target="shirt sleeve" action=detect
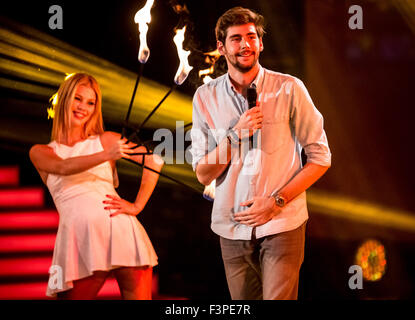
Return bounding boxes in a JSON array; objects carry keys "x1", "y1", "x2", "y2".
[
  {"x1": 189, "y1": 88, "x2": 215, "y2": 171},
  {"x1": 291, "y1": 78, "x2": 332, "y2": 167}
]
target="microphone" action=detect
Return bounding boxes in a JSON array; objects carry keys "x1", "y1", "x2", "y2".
[
  {"x1": 247, "y1": 87, "x2": 257, "y2": 109},
  {"x1": 247, "y1": 86, "x2": 257, "y2": 148}
]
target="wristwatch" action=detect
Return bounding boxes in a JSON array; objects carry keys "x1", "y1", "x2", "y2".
[
  {"x1": 274, "y1": 194, "x2": 286, "y2": 207},
  {"x1": 227, "y1": 128, "x2": 240, "y2": 145}
]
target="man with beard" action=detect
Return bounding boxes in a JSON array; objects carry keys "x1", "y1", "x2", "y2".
[{"x1": 190, "y1": 7, "x2": 331, "y2": 300}]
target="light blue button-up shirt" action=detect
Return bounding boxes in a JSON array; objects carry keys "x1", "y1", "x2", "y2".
[{"x1": 190, "y1": 65, "x2": 331, "y2": 240}]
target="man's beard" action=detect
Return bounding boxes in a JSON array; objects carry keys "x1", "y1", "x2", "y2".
[{"x1": 229, "y1": 54, "x2": 258, "y2": 73}]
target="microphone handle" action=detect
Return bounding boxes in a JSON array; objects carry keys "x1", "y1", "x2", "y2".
[
  {"x1": 246, "y1": 87, "x2": 257, "y2": 148},
  {"x1": 248, "y1": 98, "x2": 257, "y2": 148}
]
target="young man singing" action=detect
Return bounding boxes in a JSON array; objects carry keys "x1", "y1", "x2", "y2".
[{"x1": 190, "y1": 7, "x2": 331, "y2": 300}]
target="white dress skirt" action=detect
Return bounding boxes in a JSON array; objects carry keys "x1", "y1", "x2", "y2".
[{"x1": 45, "y1": 135, "x2": 158, "y2": 297}]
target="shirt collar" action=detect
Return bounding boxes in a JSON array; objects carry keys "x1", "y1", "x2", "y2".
[
  {"x1": 225, "y1": 64, "x2": 264, "y2": 95},
  {"x1": 252, "y1": 64, "x2": 264, "y2": 91}
]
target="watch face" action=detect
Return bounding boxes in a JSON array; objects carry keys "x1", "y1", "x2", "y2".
[{"x1": 276, "y1": 196, "x2": 285, "y2": 207}]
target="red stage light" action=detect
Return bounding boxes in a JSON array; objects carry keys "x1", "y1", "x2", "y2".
[
  {"x1": 0, "y1": 256, "x2": 52, "y2": 277},
  {"x1": 0, "y1": 278, "x2": 121, "y2": 299},
  {"x1": 0, "y1": 166, "x2": 19, "y2": 186},
  {"x1": 0, "y1": 234, "x2": 56, "y2": 253},
  {"x1": 0, "y1": 188, "x2": 44, "y2": 208},
  {"x1": 0, "y1": 210, "x2": 59, "y2": 230}
]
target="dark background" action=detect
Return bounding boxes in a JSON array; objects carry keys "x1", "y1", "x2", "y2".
[{"x1": 0, "y1": 0, "x2": 414, "y2": 299}]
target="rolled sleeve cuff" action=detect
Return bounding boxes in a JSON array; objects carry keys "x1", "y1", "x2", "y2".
[
  {"x1": 304, "y1": 143, "x2": 332, "y2": 167},
  {"x1": 190, "y1": 149, "x2": 204, "y2": 171},
  {"x1": 190, "y1": 128, "x2": 209, "y2": 171}
]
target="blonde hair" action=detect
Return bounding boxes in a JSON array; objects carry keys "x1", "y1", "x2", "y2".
[{"x1": 51, "y1": 73, "x2": 104, "y2": 143}]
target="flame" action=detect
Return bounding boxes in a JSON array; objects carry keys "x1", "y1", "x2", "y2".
[
  {"x1": 173, "y1": 26, "x2": 193, "y2": 85},
  {"x1": 50, "y1": 92, "x2": 58, "y2": 106},
  {"x1": 199, "y1": 49, "x2": 220, "y2": 84},
  {"x1": 172, "y1": 3, "x2": 189, "y2": 14},
  {"x1": 47, "y1": 73, "x2": 75, "y2": 119},
  {"x1": 198, "y1": 66, "x2": 214, "y2": 77},
  {"x1": 203, "y1": 75, "x2": 214, "y2": 84},
  {"x1": 47, "y1": 107, "x2": 55, "y2": 119},
  {"x1": 134, "y1": 0, "x2": 154, "y2": 64},
  {"x1": 204, "y1": 49, "x2": 221, "y2": 62},
  {"x1": 199, "y1": 66, "x2": 214, "y2": 83},
  {"x1": 47, "y1": 92, "x2": 58, "y2": 119},
  {"x1": 203, "y1": 179, "x2": 216, "y2": 201},
  {"x1": 65, "y1": 72, "x2": 75, "y2": 80}
]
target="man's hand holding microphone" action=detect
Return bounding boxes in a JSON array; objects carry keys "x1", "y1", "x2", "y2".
[{"x1": 229, "y1": 87, "x2": 263, "y2": 142}]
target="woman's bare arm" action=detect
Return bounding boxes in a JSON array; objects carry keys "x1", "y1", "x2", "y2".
[
  {"x1": 29, "y1": 137, "x2": 134, "y2": 177},
  {"x1": 101, "y1": 131, "x2": 164, "y2": 217}
]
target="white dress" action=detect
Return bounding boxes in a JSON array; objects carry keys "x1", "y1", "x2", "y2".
[{"x1": 45, "y1": 135, "x2": 158, "y2": 297}]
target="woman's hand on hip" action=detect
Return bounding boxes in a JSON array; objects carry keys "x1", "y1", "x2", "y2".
[{"x1": 103, "y1": 194, "x2": 143, "y2": 217}]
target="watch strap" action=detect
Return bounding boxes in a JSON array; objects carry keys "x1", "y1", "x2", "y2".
[{"x1": 227, "y1": 129, "x2": 240, "y2": 145}]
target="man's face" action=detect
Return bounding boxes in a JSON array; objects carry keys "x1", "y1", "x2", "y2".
[{"x1": 217, "y1": 23, "x2": 263, "y2": 73}]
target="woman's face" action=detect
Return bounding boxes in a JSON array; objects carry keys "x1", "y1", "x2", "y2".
[{"x1": 70, "y1": 84, "x2": 96, "y2": 128}]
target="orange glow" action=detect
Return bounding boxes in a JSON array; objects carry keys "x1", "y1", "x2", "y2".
[
  {"x1": 355, "y1": 239, "x2": 387, "y2": 281},
  {"x1": 198, "y1": 49, "x2": 221, "y2": 84}
]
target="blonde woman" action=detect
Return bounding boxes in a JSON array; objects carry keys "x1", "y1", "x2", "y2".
[{"x1": 29, "y1": 73, "x2": 163, "y2": 299}]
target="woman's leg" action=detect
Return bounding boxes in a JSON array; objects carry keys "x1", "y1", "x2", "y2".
[
  {"x1": 113, "y1": 266, "x2": 152, "y2": 300},
  {"x1": 56, "y1": 270, "x2": 110, "y2": 300}
]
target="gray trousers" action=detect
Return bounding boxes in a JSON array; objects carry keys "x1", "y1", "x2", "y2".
[{"x1": 219, "y1": 222, "x2": 306, "y2": 300}]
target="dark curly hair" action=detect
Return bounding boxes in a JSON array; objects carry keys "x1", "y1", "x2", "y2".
[{"x1": 215, "y1": 7, "x2": 265, "y2": 44}]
